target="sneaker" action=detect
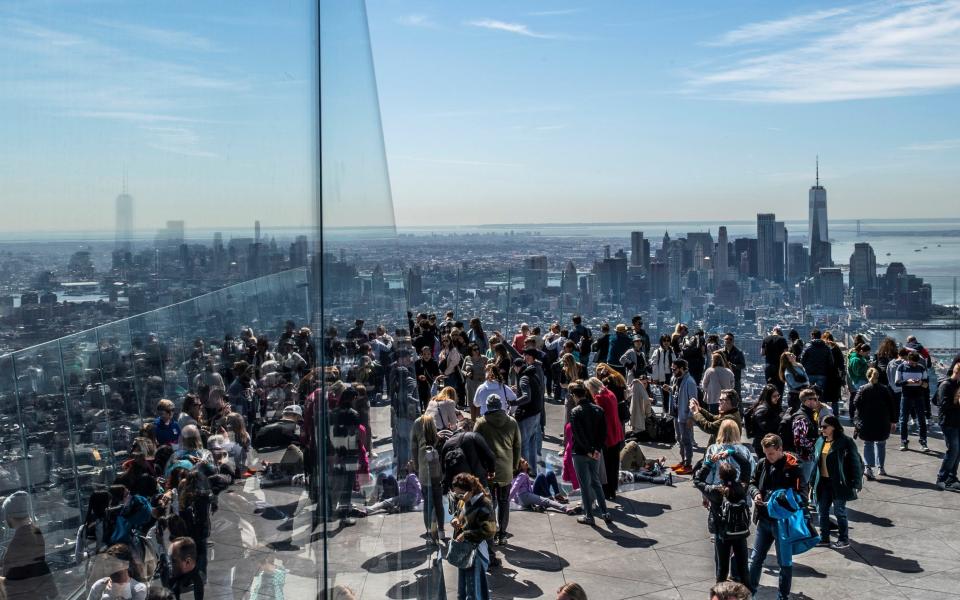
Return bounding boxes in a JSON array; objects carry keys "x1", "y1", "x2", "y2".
[
  {"x1": 817, "y1": 539, "x2": 831, "y2": 547},
  {"x1": 831, "y1": 540, "x2": 850, "y2": 550},
  {"x1": 879, "y1": 467, "x2": 888, "y2": 476},
  {"x1": 667, "y1": 472, "x2": 674, "y2": 486},
  {"x1": 936, "y1": 480, "x2": 947, "y2": 491},
  {"x1": 577, "y1": 516, "x2": 595, "y2": 525},
  {"x1": 946, "y1": 481, "x2": 960, "y2": 492},
  {"x1": 921, "y1": 444, "x2": 930, "y2": 453},
  {"x1": 554, "y1": 494, "x2": 569, "y2": 504},
  {"x1": 674, "y1": 465, "x2": 694, "y2": 475},
  {"x1": 865, "y1": 467, "x2": 875, "y2": 481},
  {"x1": 670, "y1": 462, "x2": 684, "y2": 470},
  {"x1": 900, "y1": 442, "x2": 908, "y2": 451}
]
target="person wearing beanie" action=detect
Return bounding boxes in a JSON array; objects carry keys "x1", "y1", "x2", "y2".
[
  {"x1": 474, "y1": 394, "x2": 522, "y2": 546},
  {"x1": 1, "y1": 491, "x2": 58, "y2": 600}
]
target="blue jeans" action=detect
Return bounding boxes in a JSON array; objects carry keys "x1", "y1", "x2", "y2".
[
  {"x1": 939, "y1": 426, "x2": 960, "y2": 483},
  {"x1": 900, "y1": 394, "x2": 927, "y2": 445},
  {"x1": 674, "y1": 419, "x2": 694, "y2": 467},
  {"x1": 393, "y1": 418, "x2": 413, "y2": 470},
  {"x1": 519, "y1": 414, "x2": 543, "y2": 471},
  {"x1": 862, "y1": 440, "x2": 886, "y2": 469},
  {"x1": 748, "y1": 518, "x2": 793, "y2": 600},
  {"x1": 533, "y1": 471, "x2": 561, "y2": 497},
  {"x1": 799, "y1": 459, "x2": 817, "y2": 488},
  {"x1": 816, "y1": 478, "x2": 848, "y2": 542},
  {"x1": 457, "y1": 553, "x2": 490, "y2": 599},
  {"x1": 572, "y1": 453, "x2": 608, "y2": 520},
  {"x1": 808, "y1": 374, "x2": 827, "y2": 391}
]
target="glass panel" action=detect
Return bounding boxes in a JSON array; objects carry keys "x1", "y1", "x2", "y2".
[
  {"x1": 96, "y1": 319, "x2": 144, "y2": 454},
  {"x1": 9, "y1": 341, "x2": 83, "y2": 594}
]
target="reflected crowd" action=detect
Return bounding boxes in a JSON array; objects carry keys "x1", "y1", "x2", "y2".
[{"x1": 2, "y1": 305, "x2": 959, "y2": 600}]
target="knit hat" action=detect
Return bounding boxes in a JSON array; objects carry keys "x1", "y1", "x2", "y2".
[
  {"x1": 486, "y1": 394, "x2": 503, "y2": 412},
  {"x1": 2, "y1": 490, "x2": 30, "y2": 521},
  {"x1": 282, "y1": 404, "x2": 303, "y2": 418}
]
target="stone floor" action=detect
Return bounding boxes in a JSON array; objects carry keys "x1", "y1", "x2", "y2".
[{"x1": 202, "y1": 398, "x2": 960, "y2": 599}]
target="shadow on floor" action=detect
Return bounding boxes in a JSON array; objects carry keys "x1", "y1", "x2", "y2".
[
  {"x1": 362, "y1": 544, "x2": 436, "y2": 574},
  {"x1": 877, "y1": 474, "x2": 940, "y2": 491},
  {"x1": 384, "y1": 557, "x2": 446, "y2": 599},
  {"x1": 485, "y1": 566, "x2": 545, "y2": 599},
  {"x1": 847, "y1": 541, "x2": 924, "y2": 574},
  {"x1": 499, "y1": 545, "x2": 569, "y2": 572},
  {"x1": 846, "y1": 507, "x2": 894, "y2": 528},
  {"x1": 617, "y1": 497, "x2": 671, "y2": 518}
]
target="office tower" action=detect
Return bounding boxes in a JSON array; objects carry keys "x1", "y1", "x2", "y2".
[
  {"x1": 849, "y1": 242, "x2": 878, "y2": 306},
  {"x1": 255, "y1": 220, "x2": 261, "y2": 243},
  {"x1": 816, "y1": 267, "x2": 845, "y2": 307},
  {"x1": 773, "y1": 221, "x2": 787, "y2": 283},
  {"x1": 649, "y1": 261, "x2": 669, "y2": 299},
  {"x1": 809, "y1": 157, "x2": 832, "y2": 274},
  {"x1": 406, "y1": 266, "x2": 423, "y2": 305},
  {"x1": 756, "y1": 213, "x2": 777, "y2": 281},
  {"x1": 115, "y1": 185, "x2": 134, "y2": 252},
  {"x1": 523, "y1": 255, "x2": 549, "y2": 296},
  {"x1": 716, "y1": 226, "x2": 729, "y2": 285},
  {"x1": 733, "y1": 237, "x2": 757, "y2": 277},
  {"x1": 562, "y1": 261, "x2": 578, "y2": 296},
  {"x1": 667, "y1": 241, "x2": 683, "y2": 298},
  {"x1": 630, "y1": 231, "x2": 644, "y2": 267},
  {"x1": 787, "y1": 242, "x2": 809, "y2": 282}
]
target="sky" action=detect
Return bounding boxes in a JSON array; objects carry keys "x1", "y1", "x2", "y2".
[{"x1": 1, "y1": 1, "x2": 959, "y2": 233}]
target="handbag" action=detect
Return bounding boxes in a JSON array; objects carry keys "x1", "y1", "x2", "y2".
[{"x1": 445, "y1": 539, "x2": 477, "y2": 569}]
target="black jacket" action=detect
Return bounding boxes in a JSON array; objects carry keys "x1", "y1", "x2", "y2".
[
  {"x1": 937, "y1": 378, "x2": 960, "y2": 428},
  {"x1": 800, "y1": 339, "x2": 834, "y2": 377},
  {"x1": 513, "y1": 363, "x2": 544, "y2": 421},
  {"x1": 851, "y1": 383, "x2": 897, "y2": 441},
  {"x1": 762, "y1": 334, "x2": 788, "y2": 367},
  {"x1": 748, "y1": 402, "x2": 782, "y2": 454},
  {"x1": 811, "y1": 433, "x2": 863, "y2": 502},
  {"x1": 570, "y1": 400, "x2": 606, "y2": 456},
  {"x1": 747, "y1": 452, "x2": 806, "y2": 522},
  {"x1": 722, "y1": 345, "x2": 746, "y2": 389},
  {"x1": 439, "y1": 431, "x2": 495, "y2": 491}
]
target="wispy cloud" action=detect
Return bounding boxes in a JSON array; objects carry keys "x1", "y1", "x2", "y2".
[
  {"x1": 688, "y1": 0, "x2": 960, "y2": 103},
  {"x1": 467, "y1": 19, "x2": 559, "y2": 39},
  {"x1": 397, "y1": 14, "x2": 437, "y2": 28},
  {"x1": 902, "y1": 138, "x2": 960, "y2": 151},
  {"x1": 708, "y1": 7, "x2": 852, "y2": 46},
  {"x1": 527, "y1": 9, "x2": 583, "y2": 17},
  {"x1": 91, "y1": 19, "x2": 220, "y2": 52}
]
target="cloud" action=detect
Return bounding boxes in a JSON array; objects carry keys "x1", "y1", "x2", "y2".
[
  {"x1": 397, "y1": 14, "x2": 437, "y2": 28},
  {"x1": 688, "y1": 0, "x2": 960, "y2": 103},
  {"x1": 708, "y1": 7, "x2": 852, "y2": 46},
  {"x1": 467, "y1": 19, "x2": 559, "y2": 39},
  {"x1": 391, "y1": 155, "x2": 523, "y2": 168},
  {"x1": 527, "y1": 9, "x2": 583, "y2": 17},
  {"x1": 902, "y1": 138, "x2": 960, "y2": 151},
  {"x1": 91, "y1": 19, "x2": 220, "y2": 52}
]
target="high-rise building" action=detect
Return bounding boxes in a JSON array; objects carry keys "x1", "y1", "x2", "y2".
[
  {"x1": 787, "y1": 242, "x2": 809, "y2": 283},
  {"x1": 849, "y1": 242, "x2": 878, "y2": 306},
  {"x1": 715, "y1": 226, "x2": 729, "y2": 286},
  {"x1": 630, "y1": 231, "x2": 644, "y2": 268},
  {"x1": 816, "y1": 267, "x2": 845, "y2": 307},
  {"x1": 756, "y1": 213, "x2": 777, "y2": 281},
  {"x1": 733, "y1": 237, "x2": 757, "y2": 277},
  {"x1": 115, "y1": 186, "x2": 134, "y2": 252},
  {"x1": 649, "y1": 261, "x2": 669, "y2": 300},
  {"x1": 809, "y1": 157, "x2": 832, "y2": 274},
  {"x1": 773, "y1": 221, "x2": 787, "y2": 283},
  {"x1": 562, "y1": 261, "x2": 578, "y2": 296},
  {"x1": 523, "y1": 255, "x2": 549, "y2": 296}
]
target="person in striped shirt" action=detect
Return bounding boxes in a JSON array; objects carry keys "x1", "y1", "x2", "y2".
[{"x1": 895, "y1": 352, "x2": 930, "y2": 452}]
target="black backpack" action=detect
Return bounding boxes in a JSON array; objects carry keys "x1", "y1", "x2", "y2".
[
  {"x1": 778, "y1": 410, "x2": 797, "y2": 452},
  {"x1": 719, "y1": 496, "x2": 751, "y2": 539},
  {"x1": 618, "y1": 397, "x2": 631, "y2": 424},
  {"x1": 652, "y1": 413, "x2": 676, "y2": 445},
  {"x1": 443, "y1": 445, "x2": 469, "y2": 478}
]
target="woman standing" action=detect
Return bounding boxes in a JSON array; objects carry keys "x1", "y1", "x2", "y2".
[
  {"x1": 450, "y1": 473, "x2": 495, "y2": 600},
  {"x1": 585, "y1": 377, "x2": 624, "y2": 502},
  {"x1": 462, "y1": 345, "x2": 488, "y2": 411},
  {"x1": 821, "y1": 332, "x2": 846, "y2": 417},
  {"x1": 472, "y1": 364, "x2": 517, "y2": 419},
  {"x1": 412, "y1": 414, "x2": 446, "y2": 543},
  {"x1": 438, "y1": 335, "x2": 464, "y2": 402},
  {"x1": 648, "y1": 335, "x2": 675, "y2": 404},
  {"x1": 873, "y1": 338, "x2": 899, "y2": 387},
  {"x1": 936, "y1": 363, "x2": 960, "y2": 490},
  {"x1": 811, "y1": 415, "x2": 864, "y2": 550},
  {"x1": 558, "y1": 353, "x2": 586, "y2": 423},
  {"x1": 851, "y1": 368, "x2": 897, "y2": 480},
  {"x1": 779, "y1": 352, "x2": 809, "y2": 411},
  {"x1": 702, "y1": 353, "x2": 735, "y2": 415},
  {"x1": 467, "y1": 318, "x2": 489, "y2": 355},
  {"x1": 745, "y1": 385, "x2": 782, "y2": 457}
]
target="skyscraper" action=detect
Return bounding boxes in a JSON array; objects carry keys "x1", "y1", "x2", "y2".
[
  {"x1": 849, "y1": 242, "x2": 878, "y2": 306},
  {"x1": 756, "y1": 213, "x2": 777, "y2": 281},
  {"x1": 715, "y1": 226, "x2": 729, "y2": 286},
  {"x1": 115, "y1": 184, "x2": 134, "y2": 252},
  {"x1": 630, "y1": 231, "x2": 644, "y2": 268},
  {"x1": 809, "y1": 157, "x2": 832, "y2": 274}
]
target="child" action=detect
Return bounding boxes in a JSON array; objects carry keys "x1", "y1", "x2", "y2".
[
  {"x1": 694, "y1": 461, "x2": 750, "y2": 584},
  {"x1": 619, "y1": 441, "x2": 672, "y2": 485},
  {"x1": 367, "y1": 461, "x2": 423, "y2": 514},
  {"x1": 509, "y1": 459, "x2": 579, "y2": 514}
]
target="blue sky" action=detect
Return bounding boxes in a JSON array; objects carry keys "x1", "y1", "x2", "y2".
[
  {"x1": 1, "y1": 1, "x2": 959, "y2": 232},
  {"x1": 368, "y1": 0, "x2": 960, "y2": 226}
]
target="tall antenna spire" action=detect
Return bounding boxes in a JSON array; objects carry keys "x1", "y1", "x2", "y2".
[
  {"x1": 815, "y1": 155, "x2": 819, "y2": 187},
  {"x1": 122, "y1": 166, "x2": 128, "y2": 194}
]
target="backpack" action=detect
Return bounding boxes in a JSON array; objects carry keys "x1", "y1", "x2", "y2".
[
  {"x1": 778, "y1": 410, "x2": 797, "y2": 452},
  {"x1": 423, "y1": 445, "x2": 442, "y2": 481},
  {"x1": 443, "y1": 446, "x2": 469, "y2": 478},
  {"x1": 652, "y1": 413, "x2": 676, "y2": 445},
  {"x1": 719, "y1": 496, "x2": 751, "y2": 540},
  {"x1": 617, "y1": 397, "x2": 631, "y2": 424}
]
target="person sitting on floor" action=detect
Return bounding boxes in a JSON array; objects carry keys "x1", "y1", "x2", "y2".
[{"x1": 509, "y1": 459, "x2": 579, "y2": 514}]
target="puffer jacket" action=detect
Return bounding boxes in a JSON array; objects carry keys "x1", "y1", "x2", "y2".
[
  {"x1": 811, "y1": 433, "x2": 864, "y2": 502},
  {"x1": 851, "y1": 383, "x2": 897, "y2": 441},
  {"x1": 800, "y1": 339, "x2": 834, "y2": 377}
]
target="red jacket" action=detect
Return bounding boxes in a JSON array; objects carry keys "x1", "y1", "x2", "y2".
[{"x1": 594, "y1": 387, "x2": 624, "y2": 447}]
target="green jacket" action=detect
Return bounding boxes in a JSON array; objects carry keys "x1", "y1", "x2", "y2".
[
  {"x1": 692, "y1": 407, "x2": 743, "y2": 447},
  {"x1": 474, "y1": 410, "x2": 521, "y2": 486},
  {"x1": 811, "y1": 433, "x2": 864, "y2": 502},
  {"x1": 847, "y1": 353, "x2": 869, "y2": 386}
]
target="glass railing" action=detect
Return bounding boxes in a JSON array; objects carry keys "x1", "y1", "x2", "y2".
[{"x1": 0, "y1": 267, "x2": 310, "y2": 598}]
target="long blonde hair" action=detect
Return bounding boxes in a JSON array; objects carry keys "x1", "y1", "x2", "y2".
[
  {"x1": 716, "y1": 419, "x2": 742, "y2": 444},
  {"x1": 562, "y1": 353, "x2": 579, "y2": 382}
]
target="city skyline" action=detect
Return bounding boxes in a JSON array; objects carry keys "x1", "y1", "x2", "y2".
[{"x1": 2, "y1": 1, "x2": 960, "y2": 232}]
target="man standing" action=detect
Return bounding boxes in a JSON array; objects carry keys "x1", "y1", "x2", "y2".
[
  {"x1": 388, "y1": 349, "x2": 420, "y2": 471},
  {"x1": 414, "y1": 345, "x2": 440, "y2": 411},
  {"x1": 569, "y1": 315, "x2": 592, "y2": 368},
  {"x1": 721, "y1": 332, "x2": 747, "y2": 397},
  {"x1": 896, "y1": 351, "x2": 930, "y2": 452},
  {"x1": 761, "y1": 327, "x2": 788, "y2": 393},
  {"x1": 512, "y1": 323, "x2": 530, "y2": 354},
  {"x1": 747, "y1": 434, "x2": 806, "y2": 600},
  {"x1": 512, "y1": 349, "x2": 545, "y2": 471},
  {"x1": 800, "y1": 329, "x2": 834, "y2": 393},
  {"x1": 663, "y1": 359, "x2": 697, "y2": 474},
  {"x1": 474, "y1": 395, "x2": 521, "y2": 546},
  {"x1": 792, "y1": 389, "x2": 828, "y2": 487},
  {"x1": 631, "y1": 315, "x2": 651, "y2": 358}
]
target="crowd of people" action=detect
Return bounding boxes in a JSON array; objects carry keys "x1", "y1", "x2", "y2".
[{"x1": 1, "y1": 310, "x2": 957, "y2": 600}]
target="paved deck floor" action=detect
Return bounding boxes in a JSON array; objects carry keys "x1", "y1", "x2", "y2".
[{"x1": 203, "y1": 398, "x2": 960, "y2": 600}]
